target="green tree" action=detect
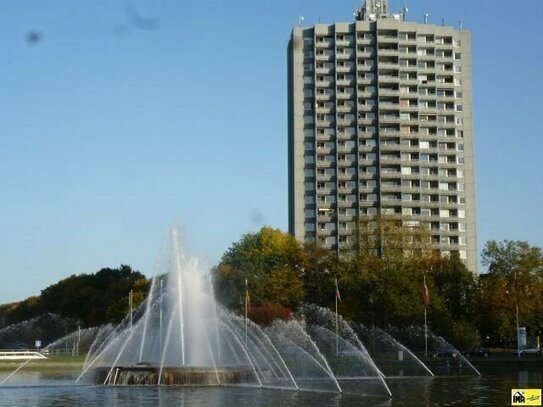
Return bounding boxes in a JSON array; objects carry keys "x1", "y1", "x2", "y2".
[
  {"x1": 478, "y1": 273, "x2": 514, "y2": 348},
  {"x1": 38, "y1": 265, "x2": 150, "y2": 326},
  {"x1": 338, "y1": 216, "x2": 432, "y2": 326},
  {"x1": 300, "y1": 242, "x2": 337, "y2": 306},
  {"x1": 0, "y1": 296, "x2": 40, "y2": 326},
  {"x1": 213, "y1": 227, "x2": 305, "y2": 310},
  {"x1": 480, "y1": 240, "x2": 543, "y2": 347},
  {"x1": 425, "y1": 253, "x2": 479, "y2": 349}
]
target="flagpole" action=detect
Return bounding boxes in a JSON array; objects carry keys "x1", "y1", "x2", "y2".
[
  {"x1": 159, "y1": 278, "x2": 163, "y2": 359},
  {"x1": 245, "y1": 279, "x2": 248, "y2": 348},
  {"x1": 129, "y1": 289, "x2": 133, "y2": 332},
  {"x1": 424, "y1": 275, "x2": 428, "y2": 358},
  {"x1": 335, "y1": 277, "x2": 339, "y2": 356}
]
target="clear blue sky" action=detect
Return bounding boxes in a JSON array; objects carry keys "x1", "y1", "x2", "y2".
[{"x1": 1, "y1": 0, "x2": 542, "y2": 303}]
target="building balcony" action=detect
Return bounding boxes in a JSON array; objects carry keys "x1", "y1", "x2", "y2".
[
  {"x1": 315, "y1": 93, "x2": 334, "y2": 101},
  {"x1": 338, "y1": 173, "x2": 357, "y2": 180},
  {"x1": 377, "y1": 62, "x2": 400, "y2": 70},
  {"x1": 337, "y1": 63, "x2": 356, "y2": 73},
  {"x1": 379, "y1": 115, "x2": 400, "y2": 124},
  {"x1": 378, "y1": 75, "x2": 400, "y2": 83},
  {"x1": 315, "y1": 53, "x2": 334, "y2": 61},
  {"x1": 435, "y1": 82, "x2": 455, "y2": 89},
  {"x1": 378, "y1": 49, "x2": 399, "y2": 56},
  {"x1": 398, "y1": 39, "x2": 418, "y2": 46},
  {"x1": 336, "y1": 106, "x2": 354, "y2": 114},
  {"x1": 315, "y1": 40, "x2": 334, "y2": 48},
  {"x1": 316, "y1": 80, "x2": 334, "y2": 88},
  {"x1": 357, "y1": 104, "x2": 376, "y2": 112},
  {"x1": 398, "y1": 78, "x2": 419, "y2": 86},
  {"x1": 316, "y1": 120, "x2": 335, "y2": 127},
  {"x1": 379, "y1": 128, "x2": 401, "y2": 136},
  {"x1": 316, "y1": 147, "x2": 334, "y2": 154},
  {"x1": 337, "y1": 78, "x2": 355, "y2": 86},
  {"x1": 416, "y1": 67, "x2": 437, "y2": 74},
  {"x1": 337, "y1": 92, "x2": 356, "y2": 100},
  {"x1": 337, "y1": 120, "x2": 356, "y2": 127},
  {"x1": 380, "y1": 158, "x2": 402, "y2": 165},
  {"x1": 337, "y1": 51, "x2": 355, "y2": 59},
  {"x1": 378, "y1": 89, "x2": 400, "y2": 97},
  {"x1": 435, "y1": 94, "x2": 456, "y2": 102},
  {"x1": 418, "y1": 106, "x2": 439, "y2": 114},
  {"x1": 357, "y1": 64, "x2": 376, "y2": 72},
  {"x1": 316, "y1": 107, "x2": 334, "y2": 114},
  {"x1": 377, "y1": 36, "x2": 398, "y2": 44},
  {"x1": 315, "y1": 161, "x2": 335, "y2": 169},
  {"x1": 357, "y1": 37, "x2": 374, "y2": 45},
  {"x1": 336, "y1": 38, "x2": 354, "y2": 47},
  {"x1": 316, "y1": 67, "x2": 334, "y2": 75},
  {"x1": 315, "y1": 176, "x2": 334, "y2": 185},
  {"x1": 380, "y1": 184, "x2": 402, "y2": 192},
  {"x1": 358, "y1": 172, "x2": 377, "y2": 179},
  {"x1": 357, "y1": 51, "x2": 374, "y2": 59}
]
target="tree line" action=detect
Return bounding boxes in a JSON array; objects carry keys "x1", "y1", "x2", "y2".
[
  {"x1": 0, "y1": 265, "x2": 150, "y2": 328},
  {"x1": 213, "y1": 222, "x2": 543, "y2": 350},
  {"x1": 1, "y1": 225, "x2": 541, "y2": 352}
]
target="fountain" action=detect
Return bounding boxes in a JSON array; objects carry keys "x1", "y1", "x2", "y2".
[
  {"x1": 76, "y1": 227, "x2": 391, "y2": 396},
  {"x1": 299, "y1": 304, "x2": 432, "y2": 378},
  {"x1": 0, "y1": 313, "x2": 74, "y2": 349},
  {"x1": 352, "y1": 323, "x2": 434, "y2": 377},
  {"x1": 387, "y1": 326, "x2": 481, "y2": 376}
]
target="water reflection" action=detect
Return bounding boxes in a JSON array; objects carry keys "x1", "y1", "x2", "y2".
[{"x1": 0, "y1": 369, "x2": 541, "y2": 407}]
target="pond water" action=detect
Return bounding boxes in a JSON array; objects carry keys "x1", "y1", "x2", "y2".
[{"x1": 0, "y1": 366, "x2": 541, "y2": 406}]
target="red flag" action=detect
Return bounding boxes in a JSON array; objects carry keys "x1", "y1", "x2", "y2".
[
  {"x1": 424, "y1": 280, "x2": 430, "y2": 306},
  {"x1": 335, "y1": 277, "x2": 342, "y2": 302}
]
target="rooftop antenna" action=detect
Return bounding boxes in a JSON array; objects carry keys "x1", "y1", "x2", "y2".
[
  {"x1": 424, "y1": 13, "x2": 429, "y2": 24},
  {"x1": 459, "y1": 20, "x2": 463, "y2": 30},
  {"x1": 441, "y1": 17, "x2": 445, "y2": 26},
  {"x1": 298, "y1": 16, "x2": 304, "y2": 26},
  {"x1": 354, "y1": 7, "x2": 362, "y2": 20},
  {"x1": 402, "y1": 1, "x2": 409, "y2": 21}
]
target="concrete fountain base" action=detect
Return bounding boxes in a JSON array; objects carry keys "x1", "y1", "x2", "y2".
[{"x1": 94, "y1": 365, "x2": 257, "y2": 386}]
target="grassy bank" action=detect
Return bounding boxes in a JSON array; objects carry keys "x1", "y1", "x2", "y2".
[{"x1": 0, "y1": 355, "x2": 85, "y2": 371}]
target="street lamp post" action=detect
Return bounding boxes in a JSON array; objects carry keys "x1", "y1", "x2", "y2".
[{"x1": 513, "y1": 267, "x2": 521, "y2": 358}]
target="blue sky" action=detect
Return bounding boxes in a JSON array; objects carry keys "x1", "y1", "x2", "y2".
[{"x1": 0, "y1": 0, "x2": 542, "y2": 303}]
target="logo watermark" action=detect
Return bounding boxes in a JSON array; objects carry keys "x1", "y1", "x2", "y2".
[{"x1": 512, "y1": 389, "x2": 542, "y2": 406}]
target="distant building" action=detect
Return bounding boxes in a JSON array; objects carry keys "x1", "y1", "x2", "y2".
[{"x1": 288, "y1": 0, "x2": 477, "y2": 272}]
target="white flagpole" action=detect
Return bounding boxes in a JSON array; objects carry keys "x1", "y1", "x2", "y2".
[
  {"x1": 424, "y1": 275, "x2": 428, "y2": 358},
  {"x1": 159, "y1": 279, "x2": 163, "y2": 358},
  {"x1": 245, "y1": 279, "x2": 248, "y2": 348},
  {"x1": 335, "y1": 277, "x2": 339, "y2": 356},
  {"x1": 129, "y1": 289, "x2": 133, "y2": 331}
]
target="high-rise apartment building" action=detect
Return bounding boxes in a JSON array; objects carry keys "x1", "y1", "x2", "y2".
[{"x1": 288, "y1": 0, "x2": 477, "y2": 273}]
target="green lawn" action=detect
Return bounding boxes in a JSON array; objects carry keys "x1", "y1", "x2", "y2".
[{"x1": 0, "y1": 355, "x2": 86, "y2": 371}]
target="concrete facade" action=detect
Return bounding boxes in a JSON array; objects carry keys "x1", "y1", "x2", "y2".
[{"x1": 288, "y1": 0, "x2": 478, "y2": 273}]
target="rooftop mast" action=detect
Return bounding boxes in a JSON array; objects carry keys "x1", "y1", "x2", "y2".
[{"x1": 355, "y1": 0, "x2": 389, "y2": 21}]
